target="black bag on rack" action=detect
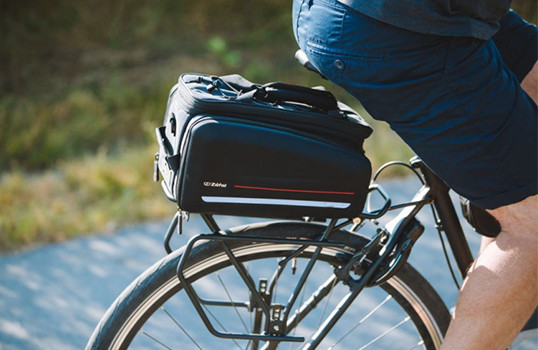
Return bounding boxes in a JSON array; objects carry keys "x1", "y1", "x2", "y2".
[{"x1": 155, "y1": 73, "x2": 373, "y2": 219}]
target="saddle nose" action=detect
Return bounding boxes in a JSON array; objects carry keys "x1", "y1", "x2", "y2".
[{"x1": 295, "y1": 49, "x2": 327, "y2": 79}]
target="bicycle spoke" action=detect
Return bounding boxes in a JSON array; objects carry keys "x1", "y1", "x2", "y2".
[
  {"x1": 215, "y1": 271, "x2": 251, "y2": 333},
  {"x1": 406, "y1": 340, "x2": 425, "y2": 350},
  {"x1": 160, "y1": 307, "x2": 203, "y2": 350},
  {"x1": 286, "y1": 274, "x2": 339, "y2": 334},
  {"x1": 358, "y1": 316, "x2": 412, "y2": 350},
  {"x1": 290, "y1": 275, "x2": 310, "y2": 350},
  {"x1": 329, "y1": 295, "x2": 393, "y2": 349},
  {"x1": 140, "y1": 330, "x2": 175, "y2": 350},
  {"x1": 246, "y1": 261, "x2": 254, "y2": 348},
  {"x1": 268, "y1": 258, "x2": 283, "y2": 305},
  {"x1": 202, "y1": 303, "x2": 244, "y2": 350},
  {"x1": 317, "y1": 277, "x2": 338, "y2": 329}
]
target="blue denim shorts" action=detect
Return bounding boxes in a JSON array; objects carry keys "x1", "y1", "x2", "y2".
[{"x1": 293, "y1": 0, "x2": 537, "y2": 209}]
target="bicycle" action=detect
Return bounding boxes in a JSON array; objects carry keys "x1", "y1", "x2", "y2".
[{"x1": 86, "y1": 53, "x2": 537, "y2": 350}]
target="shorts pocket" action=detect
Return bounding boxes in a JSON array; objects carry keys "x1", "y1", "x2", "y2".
[{"x1": 306, "y1": 41, "x2": 383, "y2": 84}]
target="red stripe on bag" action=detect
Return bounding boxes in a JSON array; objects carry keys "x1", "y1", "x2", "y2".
[{"x1": 234, "y1": 185, "x2": 355, "y2": 196}]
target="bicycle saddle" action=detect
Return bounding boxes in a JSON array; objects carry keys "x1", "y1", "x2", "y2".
[{"x1": 295, "y1": 49, "x2": 327, "y2": 79}]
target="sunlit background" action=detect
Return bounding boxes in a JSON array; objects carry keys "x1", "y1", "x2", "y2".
[{"x1": 0, "y1": 0, "x2": 536, "y2": 251}]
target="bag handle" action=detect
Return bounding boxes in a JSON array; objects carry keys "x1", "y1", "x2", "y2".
[
  {"x1": 217, "y1": 74, "x2": 338, "y2": 111},
  {"x1": 256, "y1": 82, "x2": 338, "y2": 111}
]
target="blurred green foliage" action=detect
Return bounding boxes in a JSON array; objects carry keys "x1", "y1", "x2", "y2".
[
  {"x1": 0, "y1": 0, "x2": 301, "y2": 171},
  {"x1": 0, "y1": 0, "x2": 536, "y2": 171},
  {"x1": 0, "y1": 0, "x2": 295, "y2": 93}
]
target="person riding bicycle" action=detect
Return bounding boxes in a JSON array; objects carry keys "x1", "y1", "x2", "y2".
[{"x1": 292, "y1": 1, "x2": 537, "y2": 349}]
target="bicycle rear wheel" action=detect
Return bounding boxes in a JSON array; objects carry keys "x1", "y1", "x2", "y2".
[{"x1": 86, "y1": 221, "x2": 450, "y2": 349}]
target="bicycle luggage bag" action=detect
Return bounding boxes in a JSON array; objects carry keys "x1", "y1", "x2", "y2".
[{"x1": 155, "y1": 73, "x2": 373, "y2": 219}]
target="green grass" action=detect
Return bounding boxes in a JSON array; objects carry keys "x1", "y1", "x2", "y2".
[
  {"x1": 0, "y1": 77, "x2": 167, "y2": 170},
  {"x1": 0, "y1": 145, "x2": 173, "y2": 251}
]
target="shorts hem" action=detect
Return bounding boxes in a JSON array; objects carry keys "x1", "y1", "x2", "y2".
[{"x1": 472, "y1": 179, "x2": 538, "y2": 210}]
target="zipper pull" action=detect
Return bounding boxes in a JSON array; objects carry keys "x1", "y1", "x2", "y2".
[{"x1": 207, "y1": 79, "x2": 221, "y2": 93}]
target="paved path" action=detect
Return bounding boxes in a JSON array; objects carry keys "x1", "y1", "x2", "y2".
[{"x1": 0, "y1": 178, "x2": 482, "y2": 350}]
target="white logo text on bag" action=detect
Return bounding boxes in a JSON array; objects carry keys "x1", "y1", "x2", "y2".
[{"x1": 203, "y1": 182, "x2": 228, "y2": 188}]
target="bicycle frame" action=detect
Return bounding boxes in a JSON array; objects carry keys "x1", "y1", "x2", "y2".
[
  {"x1": 170, "y1": 156, "x2": 475, "y2": 347},
  {"x1": 412, "y1": 157, "x2": 474, "y2": 278}
]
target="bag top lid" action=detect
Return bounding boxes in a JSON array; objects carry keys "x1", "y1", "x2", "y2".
[{"x1": 179, "y1": 73, "x2": 373, "y2": 141}]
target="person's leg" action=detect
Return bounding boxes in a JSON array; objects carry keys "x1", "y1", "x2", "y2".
[
  {"x1": 479, "y1": 60, "x2": 536, "y2": 253},
  {"x1": 521, "y1": 61, "x2": 537, "y2": 103},
  {"x1": 479, "y1": 236, "x2": 495, "y2": 252},
  {"x1": 441, "y1": 194, "x2": 538, "y2": 350},
  {"x1": 445, "y1": 60, "x2": 538, "y2": 350}
]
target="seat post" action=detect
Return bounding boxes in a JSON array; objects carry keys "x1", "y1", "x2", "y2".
[{"x1": 414, "y1": 158, "x2": 475, "y2": 278}]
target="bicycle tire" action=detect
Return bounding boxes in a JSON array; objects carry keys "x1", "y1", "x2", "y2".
[{"x1": 86, "y1": 221, "x2": 451, "y2": 350}]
